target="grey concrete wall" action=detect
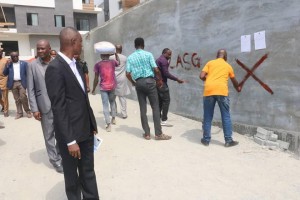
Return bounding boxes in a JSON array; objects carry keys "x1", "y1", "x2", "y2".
[{"x1": 83, "y1": 0, "x2": 300, "y2": 152}]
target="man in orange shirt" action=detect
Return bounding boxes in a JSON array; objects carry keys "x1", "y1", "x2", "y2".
[{"x1": 199, "y1": 49, "x2": 241, "y2": 147}]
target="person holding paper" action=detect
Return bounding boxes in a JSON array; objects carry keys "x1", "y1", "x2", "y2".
[
  {"x1": 45, "y1": 27, "x2": 99, "y2": 200},
  {"x1": 199, "y1": 49, "x2": 241, "y2": 147}
]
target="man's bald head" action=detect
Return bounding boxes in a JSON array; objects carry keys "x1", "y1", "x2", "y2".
[
  {"x1": 59, "y1": 27, "x2": 82, "y2": 57},
  {"x1": 37, "y1": 39, "x2": 50, "y2": 48},
  {"x1": 115, "y1": 44, "x2": 122, "y2": 54},
  {"x1": 59, "y1": 27, "x2": 79, "y2": 47},
  {"x1": 216, "y1": 49, "x2": 227, "y2": 61}
]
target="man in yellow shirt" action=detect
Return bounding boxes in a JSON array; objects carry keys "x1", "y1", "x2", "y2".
[{"x1": 200, "y1": 49, "x2": 241, "y2": 147}]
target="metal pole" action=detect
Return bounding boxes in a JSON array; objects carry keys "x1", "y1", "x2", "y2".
[
  {"x1": 104, "y1": 0, "x2": 110, "y2": 22},
  {"x1": 1, "y1": 6, "x2": 7, "y2": 22}
]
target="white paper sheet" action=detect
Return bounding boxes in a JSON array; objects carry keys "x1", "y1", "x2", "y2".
[
  {"x1": 254, "y1": 31, "x2": 266, "y2": 50},
  {"x1": 241, "y1": 35, "x2": 251, "y2": 52},
  {"x1": 94, "y1": 136, "x2": 103, "y2": 152}
]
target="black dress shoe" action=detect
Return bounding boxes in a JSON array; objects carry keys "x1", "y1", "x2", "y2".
[
  {"x1": 225, "y1": 140, "x2": 239, "y2": 147},
  {"x1": 54, "y1": 164, "x2": 64, "y2": 174},
  {"x1": 201, "y1": 139, "x2": 209, "y2": 146}
]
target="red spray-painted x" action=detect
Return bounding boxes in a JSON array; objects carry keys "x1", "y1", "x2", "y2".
[{"x1": 235, "y1": 53, "x2": 274, "y2": 95}]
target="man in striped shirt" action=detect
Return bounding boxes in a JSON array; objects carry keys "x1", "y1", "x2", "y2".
[{"x1": 126, "y1": 37, "x2": 171, "y2": 140}]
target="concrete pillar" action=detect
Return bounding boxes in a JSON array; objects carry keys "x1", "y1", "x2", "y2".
[{"x1": 104, "y1": 0, "x2": 110, "y2": 21}]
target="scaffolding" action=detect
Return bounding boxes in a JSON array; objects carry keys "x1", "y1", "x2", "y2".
[{"x1": 0, "y1": 6, "x2": 15, "y2": 28}]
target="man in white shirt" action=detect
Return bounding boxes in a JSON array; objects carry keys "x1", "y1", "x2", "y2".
[{"x1": 3, "y1": 52, "x2": 32, "y2": 119}]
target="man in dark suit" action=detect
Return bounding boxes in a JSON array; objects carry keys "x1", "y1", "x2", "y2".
[
  {"x1": 3, "y1": 52, "x2": 32, "y2": 119},
  {"x1": 27, "y1": 39, "x2": 63, "y2": 173},
  {"x1": 45, "y1": 27, "x2": 99, "y2": 200}
]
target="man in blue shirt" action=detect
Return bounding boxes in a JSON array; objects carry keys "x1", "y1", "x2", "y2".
[{"x1": 126, "y1": 38, "x2": 171, "y2": 140}]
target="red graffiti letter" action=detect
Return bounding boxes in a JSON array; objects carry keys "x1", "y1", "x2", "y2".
[
  {"x1": 183, "y1": 53, "x2": 190, "y2": 65},
  {"x1": 191, "y1": 53, "x2": 201, "y2": 68},
  {"x1": 176, "y1": 55, "x2": 183, "y2": 68}
]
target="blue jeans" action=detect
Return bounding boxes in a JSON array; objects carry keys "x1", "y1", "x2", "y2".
[
  {"x1": 202, "y1": 95, "x2": 233, "y2": 143},
  {"x1": 100, "y1": 90, "x2": 116, "y2": 124}
]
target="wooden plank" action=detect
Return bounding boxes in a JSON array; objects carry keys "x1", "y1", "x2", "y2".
[
  {"x1": 0, "y1": 22, "x2": 15, "y2": 26},
  {"x1": 82, "y1": 4, "x2": 94, "y2": 10}
]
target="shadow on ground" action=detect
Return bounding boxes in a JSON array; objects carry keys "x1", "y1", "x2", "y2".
[
  {"x1": 46, "y1": 181, "x2": 66, "y2": 200},
  {"x1": 181, "y1": 128, "x2": 224, "y2": 146},
  {"x1": 0, "y1": 139, "x2": 6, "y2": 146},
  {"x1": 115, "y1": 125, "x2": 143, "y2": 138},
  {"x1": 30, "y1": 149, "x2": 52, "y2": 169},
  {"x1": 181, "y1": 129, "x2": 201, "y2": 144}
]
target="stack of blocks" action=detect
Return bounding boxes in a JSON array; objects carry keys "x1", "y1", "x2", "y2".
[{"x1": 254, "y1": 127, "x2": 290, "y2": 150}]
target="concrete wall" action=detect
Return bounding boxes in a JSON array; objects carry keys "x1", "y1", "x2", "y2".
[{"x1": 83, "y1": 0, "x2": 300, "y2": 152}]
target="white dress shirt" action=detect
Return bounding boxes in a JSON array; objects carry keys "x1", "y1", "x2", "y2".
[
  {"x1": 13, "y1": 62, "x2": 21, "y2": 81},
  {"x1": 58, "y1": 52, "x2": 85, "y2": 146}
]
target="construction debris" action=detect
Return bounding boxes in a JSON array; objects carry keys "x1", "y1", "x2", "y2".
[{"x1": 254, "y1": 127, "x2": 290, "y2": 150}]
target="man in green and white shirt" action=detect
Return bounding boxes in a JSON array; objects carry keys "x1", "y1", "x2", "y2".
[{"x1": 126, "y1": 37, "x2": 171, "y2": 141}]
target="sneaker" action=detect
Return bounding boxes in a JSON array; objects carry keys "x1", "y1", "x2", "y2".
[
  {"x1": 4, "y1": 112, "x2": 9, "y2": 117},
  {"x1": 111, "y1": 117, "x2": 116, "y2": 125},
  {"x1": 0, "y1": 125, "x2": 4, "y2": 129},
  {"x1": 201, "y1": 138, "x2": 209, "y2": 146},
  {"x1": 155, "y1": 133, "x2": 172, "y2": 140},
  {"x1": 224, "y1": 140, "x2": 239, "y2": 147},
  {"x1": 106, "y1": 123, "x2": 111, "y2": 132},
  {"x1": 161, "y1": 120, "x2": 173, "y2": 127}
]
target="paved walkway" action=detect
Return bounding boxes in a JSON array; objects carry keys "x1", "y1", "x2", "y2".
[{"x1": 1, "y1": 93, "x2": 300, "y2": 200}]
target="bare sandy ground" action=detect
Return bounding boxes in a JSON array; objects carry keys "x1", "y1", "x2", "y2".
[{"x1": 0, "y1": 93, "x2": 300, "y2": 200}]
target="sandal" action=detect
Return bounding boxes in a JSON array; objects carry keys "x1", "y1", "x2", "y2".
[
  {"x1": 143, "y1": 134, "x2": 151, "y2": 140},
  {"x1": 155, "y1": 133, "x2": 172, "y2": 140}
]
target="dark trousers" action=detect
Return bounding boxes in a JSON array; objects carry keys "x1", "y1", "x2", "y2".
[
  {"x1": 58, "y1": 134, "x2": 99, "y2": 200},
  {"x1": 157, "y1": 83, "x2": 170, "y2": 121},
  {"x1": 135, "y1": 77, "x2": 162, "y2": 135}
]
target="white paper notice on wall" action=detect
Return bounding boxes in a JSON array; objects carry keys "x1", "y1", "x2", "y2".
[
  {"x1": 254, "y1": 30, "x2": 266, "y2": 50},
  {"x1": 241, "y1": 35, "x2": 251, "y2": 52}
]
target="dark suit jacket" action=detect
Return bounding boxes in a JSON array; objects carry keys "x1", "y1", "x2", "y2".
[
  {"x1": 3, "y1": 61, "x2": 28, "y2": 89},
  {"x1": 45, "y1": 54, "x2": 97, "y2": 144}
]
